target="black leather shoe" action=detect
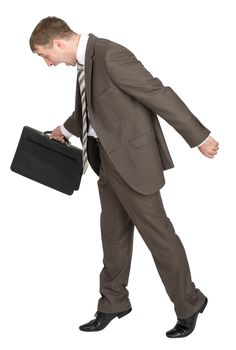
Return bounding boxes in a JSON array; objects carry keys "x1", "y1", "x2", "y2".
[
  {"x1": 166, "y1": 298, "x2": 208, "y2": 338},
  {"x1": 79, "y1": 308, "x2": 132, "y2": 332}
]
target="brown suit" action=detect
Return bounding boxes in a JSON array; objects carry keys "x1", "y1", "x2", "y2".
[
  {"x1": 64, "y1": 34, "x2": 210, "y2": 194},
  {"x1": 64, "y1": 34, "x2": 209, "y2": 318}
]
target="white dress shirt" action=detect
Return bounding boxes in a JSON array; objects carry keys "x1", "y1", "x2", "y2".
[{"x1": 61, "y1": 34, "x2": 209, "y2": 147}]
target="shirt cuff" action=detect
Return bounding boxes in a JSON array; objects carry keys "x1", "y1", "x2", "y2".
[
  {"x1": 60, "y1": 125, "x2": 73, "y2": 138},
  {"x1": 196, "y1": 135, "x2": 210, "y2": 147}
]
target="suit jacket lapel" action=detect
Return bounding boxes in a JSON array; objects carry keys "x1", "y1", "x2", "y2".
[{"x1": 85, "y1": 33, "x2": 97, "y2": 121}]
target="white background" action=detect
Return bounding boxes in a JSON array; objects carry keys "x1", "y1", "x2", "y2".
[{"x1": 0, "y1": 0, "x2": 235, "y2": 349}]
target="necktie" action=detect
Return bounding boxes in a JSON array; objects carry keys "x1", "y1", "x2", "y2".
[{"x1": 77, "y1": 63, "x2": 89, "y2": 174}]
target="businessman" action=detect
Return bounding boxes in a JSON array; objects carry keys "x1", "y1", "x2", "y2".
[{"x1": 30, "y1": 17, "x2": 219, "y2": 338}]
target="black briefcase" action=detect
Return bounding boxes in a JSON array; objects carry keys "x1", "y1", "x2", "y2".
[{"x1": 10, "y1": 126, "x2": 83, "y2": 195}]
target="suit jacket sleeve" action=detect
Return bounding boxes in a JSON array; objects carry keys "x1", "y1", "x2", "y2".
[
  {"x1": 105, "y1": 44, "x2": 210, "y2": 148},
  {"x1": 63, "y1": 111, "x2": 82, "y2": 138}
]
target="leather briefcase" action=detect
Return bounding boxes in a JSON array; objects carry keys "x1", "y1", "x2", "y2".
[{"x1": 10, "y1": 126, "x2": 83, "y2": 195}]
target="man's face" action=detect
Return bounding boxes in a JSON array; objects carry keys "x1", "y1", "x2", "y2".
[{"x1": 35, "y1": 40, "x2": 76, "y2": 67}]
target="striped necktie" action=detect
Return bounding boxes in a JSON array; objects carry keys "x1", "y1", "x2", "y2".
[{"x1": 77, "y1": 63, "x2": 89, "y2": 174}]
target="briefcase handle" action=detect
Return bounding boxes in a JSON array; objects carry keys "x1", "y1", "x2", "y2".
[{"x1": 43, "y1": 131, "x2": 71, "y2": 146}]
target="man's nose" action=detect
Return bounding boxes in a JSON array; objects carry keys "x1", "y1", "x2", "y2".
[{"x1": 44, "y1": 58, "x2": 53, "y2": 67}]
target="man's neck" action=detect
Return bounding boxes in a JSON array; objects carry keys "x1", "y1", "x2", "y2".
[{"x1": 71, "y1": 34, "x2": 81, "y2": 58}]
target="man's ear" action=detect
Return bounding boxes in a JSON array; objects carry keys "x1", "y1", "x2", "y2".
[{"x1": 52, "y1": 39, "x2": 65, "y2": 50}]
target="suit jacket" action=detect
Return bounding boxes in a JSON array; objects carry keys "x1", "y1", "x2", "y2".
[{"x1": 64, "y1": 34, "x2": 210, "y2": 195}]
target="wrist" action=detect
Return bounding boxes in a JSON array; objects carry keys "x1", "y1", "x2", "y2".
[{"x1": 60, "y1": 125, "x2": 73, "y2": 138}]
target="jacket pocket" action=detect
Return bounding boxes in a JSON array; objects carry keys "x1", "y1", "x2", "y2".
[{"x1": 95, "y1": 86, "x2": 115, "y2": 101}]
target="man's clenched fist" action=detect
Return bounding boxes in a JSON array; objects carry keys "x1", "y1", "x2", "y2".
[
  {"x1": 198, "y1": 135, "x2": 219, "y2": 158},
  {"x1": 49, "y1": 126, "x2": 67, "y2": 143}
]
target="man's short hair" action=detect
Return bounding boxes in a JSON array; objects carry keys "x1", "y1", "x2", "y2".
[{"x1": 29, "y1": 16, "x2": 75, "y2": 52}]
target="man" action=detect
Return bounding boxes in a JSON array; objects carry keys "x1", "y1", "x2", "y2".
[{"x1": 30, "y1": 17, "x2": 219, "y2": 338}]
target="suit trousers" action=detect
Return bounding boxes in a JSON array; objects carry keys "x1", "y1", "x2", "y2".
[{"x1": 96, "y1": 141, "x2": 206, "y2": 319}]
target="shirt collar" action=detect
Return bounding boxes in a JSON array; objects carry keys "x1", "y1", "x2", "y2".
[{"x1": 76, "y1": 33, "x2": 89, "y2": 65}]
